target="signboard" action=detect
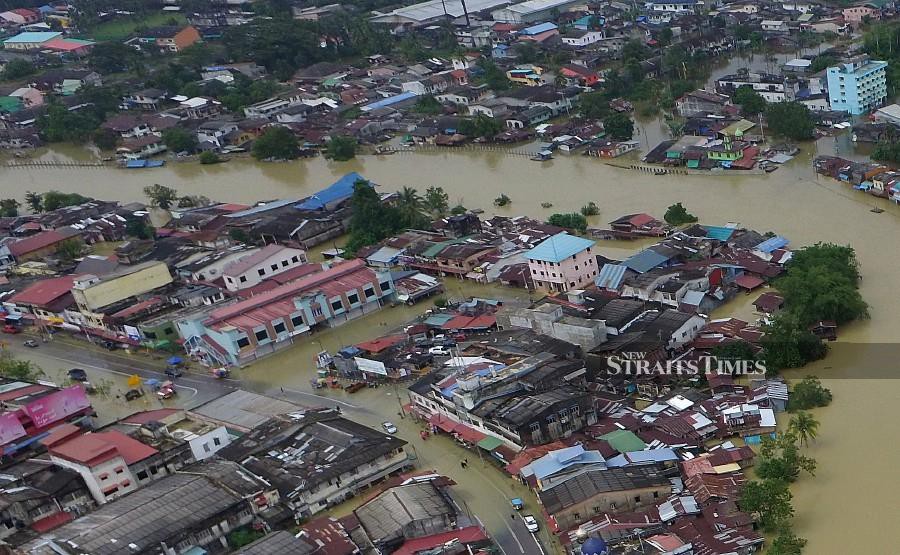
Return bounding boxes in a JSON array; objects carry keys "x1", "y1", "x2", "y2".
[
  {"x1": 127, "y1": 374, "x2": 142, "y2": 388},
  {"x1": 316, "y1": 350, "x2": 333, "y2": 369},
  {"x1": 0, "y1": 412, "x2": 26, "y2": 446},
  {"x1": 354, "y1": 357, "x2": 387, "y2": 376},
  {"x1": 123, "y1": 325, "x2": 141, "y2": 342},
  {"x1": 23, "y1": 385, "x2": 90, "y2": 429}
]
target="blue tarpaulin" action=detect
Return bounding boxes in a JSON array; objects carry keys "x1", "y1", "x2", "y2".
[
  {"x1": 167, "y1": 356, "x2": 183, "y2": 366},
  {"x1": 295, "y1": 173, "x2": 371, "y2": 210}
]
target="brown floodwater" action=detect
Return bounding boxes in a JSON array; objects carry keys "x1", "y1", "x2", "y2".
[{"x1": 3, "y1": 139, "x2": 899, "y2": 552}]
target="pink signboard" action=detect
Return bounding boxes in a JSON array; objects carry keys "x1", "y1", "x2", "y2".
[
  {"x1": 24, "y1": 385, "x2": 90, "y2": 429},
  {"x1": 0, "y1": 412, "x2": 25, "y2": 446}
]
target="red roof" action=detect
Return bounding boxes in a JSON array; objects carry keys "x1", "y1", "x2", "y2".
[
  {"x1": 108, "y1": 296, "x2": 164, "y2": 320},
  {"x1": 453, "y1": 424, "x2": 485, "y2": 444},
  {"x1": 734, "y1": 274, "x2": 764, "y2": 290},
  {"x1": 9, "y1": 275, "x2": 78, "y2": 307},
  {"x1": 121, "y1": 408, "x2": 180, "y2": 425},
  {"x1": 7, "y1": 230, "x2": 75, "y2": 257},
  {"x1": 440, "y1": 314, "x2": 496, "y2": 331},
  {"x1": 30, "y1": 510, "x2": 73, "y2": 533},
  {"x1": 50, "y1": 431, "x2": 157, "y2": 466},
  {"x1": 39, "y1": 423, "x2": 83, "y2": 448},
  {"x1": 298, "y1": 516, "x2": 358, "y2": 555},
  {"x1": 395, "y1": 526, "x2": 488, "y2": 555},
  {"x1": 355, "y1": 334, "x2": 406, "y2": 354},
  {"x1": 429, "y1": 414, "x2": 460, "y2": 433},
  {"x1": 42, "y1": 38, "x2": 91, "y2": 52}
]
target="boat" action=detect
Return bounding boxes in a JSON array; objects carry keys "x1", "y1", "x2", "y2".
[
  {"x1": 124, "y1": 159, "x2": 166, "y2": 169},
  {"x1": 541, "y1": 202, "x2": 553, "y2": 208},
  {"x1": 531, "y1": 150, "x2": 553, "y2": 161}
]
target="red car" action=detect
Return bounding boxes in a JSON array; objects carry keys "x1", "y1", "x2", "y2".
[{"x1": 2, "y1": 325, "x2": 20, "y2": 334}]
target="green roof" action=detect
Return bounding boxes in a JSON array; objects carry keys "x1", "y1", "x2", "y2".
[
  {"x1": 599, "y1": 429, "x2": 647, "y2": 453},
  {"x1": 0, "y1": 96, "x2": 22, "y2": 113},
  {"x1": 422, "y1": 236, "x2": 471, "y2": 258},
  {"x1": 477, "y1": 435, "x2": 505, "y2": 451}
]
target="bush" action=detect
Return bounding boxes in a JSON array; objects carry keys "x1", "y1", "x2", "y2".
[
  {"x1": 547, "y1": 213, "x2": 588, "y2": 234},
  {"x1": 787, "y1": 376, "x2": 833, "y2": 411},
  {"x1": 323, "y1": 135, "x2": 356, "y2": 161},
  {"x1": 199, "y1": 151, "x2": 221, "y2": 164},
  {"x1": 663, "y1": 202, "x2": 698, "y2": 225},
  {"x1": 580, "y1": 202, "x2": 599, "y2": 216},
  {"x1": 433, "y1": 297, "x2": 448, "y2": 308},
  {"x1": 253, "y1": 126, "x2": 300, "y2": 160}
]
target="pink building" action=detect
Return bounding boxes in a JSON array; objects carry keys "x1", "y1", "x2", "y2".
[
  {"x1": 842, "y1": 5, "x2": 879, "y2": 26},
  {"x1": 525, "y1": 232, "x2": 598, "y2": 292}
]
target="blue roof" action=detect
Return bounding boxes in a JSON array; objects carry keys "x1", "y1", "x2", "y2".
[
  {"x1": 424, "y1": 314, "x2": 455, "y2": 326},
  {"x1": 681, "y1": 290, "x2": 706, "y2": 306},
  {"x1": 525, "y1": 232, "x2": 595, "y2": 263},
  {"x1": 755, "y1": 235, "x2": 789, "y2": 253},
  {"x1": 295, "y1": 172, "x2": 369, "y2": 210},
  {"x1": 606, "y1": 448, "x2": 679, "y2": 467},
  {"x1": 361, "y1": 91, "x2": 417, "y2": 112},
  {"x1": 521, "y1": 22, "x2": 557, "y2": 35},
  {"x1": 595, "y1": 263, "x2": 627, "y2": 290},
  {"x1": 702, "y1": 225, "x2": 736, "y2": 241},
  {"x1": 3, "y1": 31, "x2": 61, "y2": 43},
  {"x1": 623, "y1": 249, "x2": 668, "y2": 273},
  {"x1": 581, "y1": 537, "x2": 608, "y2": 555},
  {"x1": 524, "y1": 445, "x2": 606, "y2": 480}
]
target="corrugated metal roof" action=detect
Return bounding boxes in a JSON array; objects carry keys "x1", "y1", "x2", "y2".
[
  {"x1": 295, "y1": 172, "x2": 369, "y2": 210},
  {"x1": 754, "y1": 235, "x2": 789, "y2": 253},
  {"x1": 623, "y1": 249, "x2": 668, "y2": 273},
  {"x1": 595, "y1": 263, "x2": 627, "y2": 289},
  {"x1": 702, "y1": 225, "x2": 736, "y2": 241}
]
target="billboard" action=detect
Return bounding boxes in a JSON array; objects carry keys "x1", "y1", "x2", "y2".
[
  {"x1": 354, "y1": 357, "x2": 387, "y2": 376},
  {"x1": 0, "y1": 412, "x2": 25, "y2": 446},
  {"x1": 24, "y1": 385, "x2": 90, "y2": 428}
]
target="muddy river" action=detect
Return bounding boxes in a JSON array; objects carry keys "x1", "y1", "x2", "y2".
[{"x1": 2, "y1": 129, "x2": 897, "y2": 552}]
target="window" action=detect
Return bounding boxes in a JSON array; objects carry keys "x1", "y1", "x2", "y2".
[
  {"x1": 634, "y1": 495, "x2": 641, "y2": 503},
  {"x1": 237, "y1": 336, "x2": 250, "y2": 348},
  {"x1": 239, "y1": 276, "x2": 247, "y2": 283},
  {"x1": 291, "y1": 256, "x2": 299, "y2": 263},
  {"x1": 281, "y1": 260, "x2": 289, "y2": 267},
  {"x1": 213, "y1": 437, "x2": 221, "y2": 446},
  {"x1": 313, "y1": 307, "x2": 323, "y2": 317},
  {"x1": 255, "y1": 329, "x2": 269, "y2": 342},
  {"x1": 144, "y1": 331, "x2": 157, "y2": 339},
  {"x1": 348, "y1": 293, "x2": 359, "y2": 305},
  {"x1": 257, "y1": 268, "x2": 265, "y2": 276},
  {"x1": 271, "y1": 264, "x2": 278, "y2": 271},
  {"x1": 291, "y1": 315, "x2": 304, "y2": 327},
  {"x1": 379, "y1": 280, "x2": 391, "y2": 292},
  {"x1": 653, "y1": 491, "x2": 660, "y2": 499},
  {"x1": 137, "y1": 470, "x2": 149, "y2": 480},
  {"x1": 364, "y1": 287, "x2": 375, "y2": 298},
  {"x1": 164, "y1": 327, "x2": 173, "y2": 335},
  {"x1": 331, "y1": 300, "x2": 343, "y2": 311},
  {"x1": 273, "y1": 321, "x2": 286, "y2": 334},
  {"x1": 203, "y1": 443, "x2": 210, "y2": 453}
]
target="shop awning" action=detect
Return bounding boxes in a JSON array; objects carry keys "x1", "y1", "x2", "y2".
[
  {"x1": 454, "y1": 425, "x2": 486, "y2": 444},
  {"x1": 477, "y1": 435, "x2": 505, "y2": 451},
  {"x1": 429, "y1": 414, "x2": 459, "y2": 433}
]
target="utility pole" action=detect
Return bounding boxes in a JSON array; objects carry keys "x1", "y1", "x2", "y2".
[{"x1": 459, "y1": 0, "x2": 471, "y2": 27}]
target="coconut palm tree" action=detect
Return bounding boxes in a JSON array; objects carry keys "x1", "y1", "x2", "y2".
[
  {"x1": 396, "y1": 186, "x2": 424, "y2": 228},
  {"x1": 789, "y1": 411, "x2": 819, "y2": 447}
]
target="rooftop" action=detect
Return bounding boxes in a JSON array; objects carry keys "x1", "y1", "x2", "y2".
[
  {"x1": 190, "y1": 390, "x2": 308, "y2": 432},
  {"x1": 295, "y1": 172, "x2": 369, "y2": 210},
  {"x1": 538, "y1": 466, "x2": 670, "y2": 513},
  {"x1": 356, "y1": 481, "x2": 454, "y2": 544},
  {"x1": 50, "y1": 430, "x2": 158, "y2": 466},
  {"x1": 3, "y1": 31, "x2": 61, "y2": 44},
  {"x1": 525, "y1": 232, "x2": 595, "y2": 263}
]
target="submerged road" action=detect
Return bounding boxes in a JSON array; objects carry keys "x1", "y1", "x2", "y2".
[{"x1": 6, "y1": 333, "x2": 552, "y2": 555}]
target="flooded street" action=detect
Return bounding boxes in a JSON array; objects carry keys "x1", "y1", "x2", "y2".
[{"x1": 4, "y1": 142, "x2": 900, "y2": 552}]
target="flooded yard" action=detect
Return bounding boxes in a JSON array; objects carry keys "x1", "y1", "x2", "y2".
[{"x1": 2, "y1": 141, "x2": 899, "y2": 552}]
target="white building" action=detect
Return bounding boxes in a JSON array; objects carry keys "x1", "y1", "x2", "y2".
[
  {"x1": 221, "y1": 244, "x2": 308, "y2": 291},
  {"x1": 491, "y1": 0, "x2": 582, "y2": 23}
]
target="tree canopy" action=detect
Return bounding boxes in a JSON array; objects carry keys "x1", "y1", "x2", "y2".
[
  {"x1": 547, "y1": 213, "x2": 588, "y2": 234},
  {"x1": 253, "y1": 126, "x2": 300, "y2": 160},
  {"x1": 776, "y1": 243, "x2": 867, "y2": 325},
  {"x1": 766, "y1": 102, "x2": 814, "y2": 140},
  {"x1": 345, "y1": 180, "x2": 426, "y2": 254},
  {"x1": 323, "y1": 135, "x2": 356, "y2": 162},
  {"x1": 603, "y1": 113, "x2": 634, "y2": 141},
  {"x1": 162, "y1": 127, "x2": 198, "y2": 154},
  {"x1": 739, "y1": 479, "x2": 794, "y2": 533},
  {"x1": 788, "y1": 376, "x2": 833, "y2": 411},
  {"x1": 42, "y1": 191, "x2": 89, "y2": 211},
  {"x1": 732, "y1": 85, "x2": 766, "y2": 116},
  {"x1": 664, "y1": 202, "x2": 698, "y2": 225},
  {"x1": 143, "y1": 184, "x2": 179, "y2": 209},
  {"x1": 458, "y1": 114, "x2": 502, "y2": 139}
]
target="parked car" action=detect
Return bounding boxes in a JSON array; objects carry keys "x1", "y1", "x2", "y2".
[
  {"x1": 382, "y1": 422, "x2": 398, "y2": 434},
  {"x1": 157, "y1": 385, "x2": 176, "y2": 399},
  {"x1": 523, "y1": 515, "x2": 539, "y2": 533},
  {"x1": 511, "y1": 498, "x2": 524, "y2": 510},
  {"x1": 124, "y1": 389, "x2": 143, "y2": 401},
  {"x1": 428, "y1": 346, "x2": 451, "y2": 356},
  {"x1": 165, "y1": 366, "x2": 183, "y2": 378},
  {"x1": 67, "y1": 368, "x2": 88, "y2": 382},
  {"x1": 2, "y1": 325, "x2": 20, "y2": 334},
  {"x1": 23, "y1": 340, "x2": 38, "y2": 348}
]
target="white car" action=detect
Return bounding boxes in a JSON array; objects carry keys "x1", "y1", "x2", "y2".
[
  {"x1": 522, "y1": 515, "x2": 539, "y2": 533},
  {"x1": 382, "y1": 422, "x2": 398, "y2": 434},
  {"x1": 428, "y1": 346, "x2": 451, "y2": 356}
]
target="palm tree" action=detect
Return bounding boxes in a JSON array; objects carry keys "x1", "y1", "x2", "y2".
[
  {"x1": 396, "y1": 186, "x2": 424, "y2": 227},
  {"x1": 789, "y1": 411, "x2": 819, "y2": 447},
  {"x1": 24, "y1": 191, "x2": 42, "y2": 213}
]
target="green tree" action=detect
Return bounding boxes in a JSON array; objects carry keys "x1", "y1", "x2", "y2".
[
  {"x1": 162, "y1": 127, "x2": 198, "y2": 154},
  {"x1": 547, "y1": 213, "x2": 588, "y2": 234},
  {"x1": 0, "y1": 198, "x2": 19, "y2": 217},
  {"x1": 177, "y1": 195, "x2": 210, "y2": 208},
  {"x1": 766, "y1": 102, "x2": 814, "y2": 140},
  {"x1": 42, "y1": 191, "x2": 89, "y2": 211},
  {"x1": 253, "y1": 126, "x2": 300, "y2": 160},
  {"x1": 494, "y1": 193, "x2": 511, "y2": 207},
  {"x1": 733, "y1": 85, "x2": 766, "y2": 116},
  {"x1": 199, "y1": 151, "x2": 221, "y2": 164},
  {"x1": 395, "y1": 186, "x2": 428, "y2": 229},
  {"x1": 776, "y1": 243, "x2": 867, "y2": 325},
  {"x1": 458, "y1": 114, "x2": 501, "y2": 139},
  {"x1": 125, "y1": 218, "x2": 155, "y2": 240},
  {"x1": 89, "y1": 42, "x2": 141, "y2": 74},
  {"x1": 739, "y1": 479, "x2": 794, "y2": 532},
  {"x1": 450, "y1": 204, "x2": 467, "y2": 215},
  {"x1": 788, "y1": 411, "x2": 819, "y2": 447},
  {"x1": 580, "y1": 202, "x2": 599, "y2": 216},
  {"x1": 322, "y1": 135, "x2": 356, "y2": 162},
  {"x1": 711, "y1": 340, "x2": 757, "y2": 364},
  {"x1": 514, "y1": 41, "x2": 538, "y2": 63},
  {"x1": 143, "y1": 184, "x2": 179, "y2": 209},
  {"x1": 93, "y1": 128, "x2": 118, "y2": 150},
  {"x1": 345, "y1": 180, "x2": 404, "y2": 254},
  {"x1": 38, "y1": 104, "x2": 102, "y2": 144},
  {"x1": 24, "y1": 191, "x2": 42, "y2": 213},
  {"x1": 229, "y1": 228, "x2": 251, "y2": 244},
  {"x1": 757, "y1": 431, "x2": 816, "y2": 482},
  {"x1": 768, "y1": 527, "x2": 807, "y2": 555},
  {"x1": 56, "y1": 238, "x2": 84, "y2": 263},
  {"x1": 0, "y1": 59, "x2": 34, "y2": 81},
  {"x1": 761, "y1": 313, "x2": 827, "y2": 372},
  {"x1": 476, "y1": 59, "x2": 509, "y2": 91},
  {"x1": 603, "y1": 113, "x2": 634, "y2": 140},
  {"x1": 788, "y1": 376, "x2": 833, "y2": 411},
  {"x1": 227, "y1": 528, "x2": 264, "y2": 549},
  {"x1": 664, "y1": 202, "x2": 698, "y2": 225},
  {"x1": 0, "y1": 351, "x2": 42, "y2": 381},
  {"x1": 424, "y1": 186, "x2": 449, "y2": 216},
  {"x1": 579, "y1": 91, "x2": 612, "y2": 120},
  {"x1": 809, "y1": 54, "x2": 838, "y2": 73},
  {"x1": 413, "y1": 95, "x2": 443, "y2": 115}
]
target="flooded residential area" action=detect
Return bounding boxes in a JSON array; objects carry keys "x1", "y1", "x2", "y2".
[{"x1": 1, "y1": 1, "x2": 900, "y2": 554}]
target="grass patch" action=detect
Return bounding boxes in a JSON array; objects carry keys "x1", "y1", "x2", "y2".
[{"x1": 86, "y1": 13, "x2": 186, "y2": 42}]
